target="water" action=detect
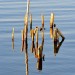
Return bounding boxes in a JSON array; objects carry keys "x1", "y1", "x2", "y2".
[{"x1": 0, "y1": 0, "x2": 75, "y2": 75}]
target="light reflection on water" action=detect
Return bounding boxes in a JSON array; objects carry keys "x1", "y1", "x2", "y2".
[{"x1": 0, "y1": 0, "x2": 75, "y2": 75}]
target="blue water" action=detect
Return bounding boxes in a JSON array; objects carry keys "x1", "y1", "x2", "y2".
[{"x1": 0, "y1": 0, "x2": 75, "y2": 75}]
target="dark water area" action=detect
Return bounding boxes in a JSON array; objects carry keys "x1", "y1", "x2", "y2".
[{"x1": 0, "y1": 0, "x2": 75, "y2": 75}]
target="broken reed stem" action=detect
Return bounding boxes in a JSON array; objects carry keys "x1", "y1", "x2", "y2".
[
  {"x1": 38, "y1": 45, "x2": 42, "y2": 59},
  {"x1": 50, "y1": 13, "x2": 54, "y2": 38},
  {"x1": 12, "y1": 27, "x2": 14, "y2": 41},
  {"x1": 24, "y1": 25, "x2": 28, "y2": 51},
  {"x1": 41, "y1": 15, "x2": 44, "y2": 29},
  {"x1": 26, "y1": 0, "x2": 30, "y2": 22},
  {"x1": 53, "y1": 27, "x2": 58, "y2": 56},
  {"x1": 36, "y1": 28, "x2": 38, "y2": 50},
  {"x1": 24, "y1": 14, "x2": 28, "y2": 26},
  {"x1": 41, "y1": 30, "x2": 44, "y2": 51},
  {"x1": 50, "y1": 13, "x2": 54, "y2": 27},
  {"x1": 31, "y1": 30, "x2": 35, "y2": 53},
  {"x1": 21, "y1": 30, "x2": 24, "y2": 41}
]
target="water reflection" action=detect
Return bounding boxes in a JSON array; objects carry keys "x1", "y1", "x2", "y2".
[
  {"x1": 24, "y1": 47, "x2": 29, "y2": 75},
  {"x1": 54, "y1": 38, "x2": 65, "y2": 56},
  {"x1": 21, "y1": 30, "x2": 25, "y2": 52},
  {"x1": 12, "y1": 40, "x2": 14, "y2": 50},
  {"x1": 21, "y1": 40, "x2": 24, "y2": 52},
  {"x1": 12, "y1": 27, "x2": 14, "y2": 50},
  {"x1": 30, "y1": 26, "x2": 45, "y2": 71},
  {"x1": 24, "y1": 25, "x2": 29, "y2": 75},
  {"x1": 11, "y1": 2, "x2": 65, "y2": 74},
  {"x1": 11, "y1": 21, "x2": 65, "y2": 75},
  {"x1": 49, "y1": 13, "x2": 65, "y2": 56},
  {"x1": 11, "y1": 25, "x2": 65, "y2": 74},
  {"x1": 30, "y1": 29, "x2": 35, "y2": 53},
  {"x1": 52, "y1": 24, "x2": 65, "y2": 56},
  {"x1": 36, "y1": 28, "x2": 45, "y2": 71},
  {"x1": 36, "y1": 58, "x2": 42, "y2": 71}
]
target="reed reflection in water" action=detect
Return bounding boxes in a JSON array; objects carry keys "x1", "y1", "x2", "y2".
[
  {"x1": 11, "y1": 25, "x2": 65, "y2": 73},
  {"x1": 11, "y1": 13, "x2": 65, "y2": 74},
  {"x1": 54, "y1": 38, "x2": 65, "y2": 56},
  {"x1": 12, "y1": 40, "x2": 14, "y2": 50},
  {"x1": 11, "y1": 0, "x2": 65, "y2": 74}
]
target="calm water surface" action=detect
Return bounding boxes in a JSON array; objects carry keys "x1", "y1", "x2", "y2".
[{"x1": 0, "y1": 0, "x2": 75, "y2": 75}]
